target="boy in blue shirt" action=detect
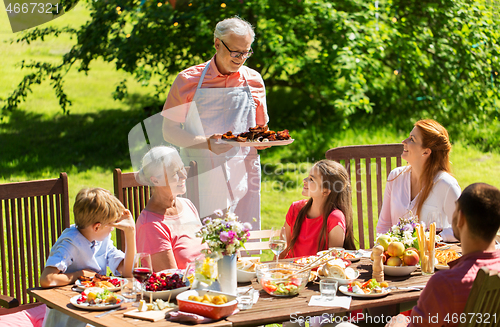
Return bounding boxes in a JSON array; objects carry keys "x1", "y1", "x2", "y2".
[{"x1": 40, "y1": 188, "x2": 136, "y2": 326}]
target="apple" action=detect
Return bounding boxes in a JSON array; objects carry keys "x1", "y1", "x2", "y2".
[
  {"x1": 382, "y1": 252, "x2": 388, "y2": 265},
  {"x1": 377, "y1": 235, "x2": 391, "y2": 251},
  {"x1": 387, "y1": 242, "x2": 405, "y2": 257},
  {"x1": 403, "y1": 249, "x2": 419, "y2": 266},
  {"x1": 386, "y1": 256, "x2": 402, "y2": 266}
]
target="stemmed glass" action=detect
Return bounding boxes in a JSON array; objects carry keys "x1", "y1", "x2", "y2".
[
  {"x1": 269, "y1": 227, "x2": 287, "y2": 263},
  {"x1": 133, "y1": 253, "x2": 152, "y2": 302}
]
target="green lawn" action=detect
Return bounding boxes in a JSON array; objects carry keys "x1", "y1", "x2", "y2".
[{"x1": 2, "y1": 3, "x2": 500, "y2": 256}]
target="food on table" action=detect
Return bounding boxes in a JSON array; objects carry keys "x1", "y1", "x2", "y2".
[
  {"x1": 237, "y1": 257, "x2": 260, "y2": 272},
  {"x1": 137, "y1": 298, "x2": 173, "y2": 311},
  {"x1": 76, "y1": 288, "x2": 121, "y2": 305},
  {"x1": 435, "y1": 249, "x2": 461, "y2": 265},
  {"x1": 347, "y1": 279, "x2": 387, "y2": 294},
  {"x1": 221, "y1": 125, "x2": 291, "y2": 143},
  {"x1": 375, "y1": 241, "x2": 420, "y2": 267},
  {"x1": 78, "y1": 273, "x2": 121, "y2": 289},
  {"x1": 318, "y1": 259, "x2": 357, "y2": 280},
  {"x1": 257, "y1": 262, "x2": 310, "y2": 296},
  {"x1": 145, "y1": 272, "x2": 186, "y2": 292},
  {"x1": 188, "y1": 294, "x2": 228, "y2": 305},
  {"x1": 294, "y1": 255, "x2": 351, "y2": 268},
  {"x1": 262, "y1": 278, "x2": 301, "y2": 296}
]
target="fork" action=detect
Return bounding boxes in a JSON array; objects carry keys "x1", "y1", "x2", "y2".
[{"x1": 387, "y1": 285, "x2": 425, "y2": 291}]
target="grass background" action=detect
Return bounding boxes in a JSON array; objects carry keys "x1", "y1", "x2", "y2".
[{"x1": 2, "y1": 3, "x2": 500, "y2": 257}]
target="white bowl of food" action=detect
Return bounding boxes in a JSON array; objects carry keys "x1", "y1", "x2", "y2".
[
  {"x1": 383, "y1": 265, "x2": 418, "y2": 276},
  {"x1": 237, "y1": 257, "x2": 260, "y2": 283}
]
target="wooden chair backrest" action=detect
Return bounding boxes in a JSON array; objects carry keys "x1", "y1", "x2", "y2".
[
  {"x1": 241, "y1": 229, "x2": 273, "y2": 255},
  {"x1": 325, "y1": 144, "x2": 403, "y2": 249},
  {"x1": 459, "y1": 267, "x2": 500, "y2": 326},
  {"x1": 113, "y1": 161, "x2": 199, "y2": 250},
  {"x1": 0, "y1": 173, "x2": 70, "y2": 307}
]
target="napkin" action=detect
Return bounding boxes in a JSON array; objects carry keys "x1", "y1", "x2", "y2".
[
  {"x1": 308, "y1": 295, "x2": 351, "y2": 309},
  {"x1": 358, "y1": 249, "x2": 372, "y2": 258},
  {"x1": 167, "y1": 309, "x2": 239, "y2": 324}
]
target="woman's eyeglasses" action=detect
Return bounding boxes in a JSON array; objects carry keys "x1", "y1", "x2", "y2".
[{"x1": 220, "y1": 39, "x2": 253, "y2": 59}]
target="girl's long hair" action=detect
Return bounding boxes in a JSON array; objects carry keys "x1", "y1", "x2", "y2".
[
  {"x1": 286, "y1": 160, "x2": 356, "y2": 256},
  {"x1": 412, "y1": 119, "x2": 452, "y2": 219}
]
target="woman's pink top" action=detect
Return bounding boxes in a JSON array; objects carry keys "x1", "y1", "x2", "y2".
[
  {"x1": 285, "y1": 199, "x2": 346, "y2": 258},
  {"x1": 136, "y1": 197, "x2": 206, "y2": 269}
]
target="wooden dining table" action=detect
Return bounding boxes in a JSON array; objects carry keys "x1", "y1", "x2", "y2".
[{"x1": 28, "y1": 246, "x2": 461, "y2": 327}]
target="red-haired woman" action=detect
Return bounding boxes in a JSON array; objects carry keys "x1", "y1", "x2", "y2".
[{"x1": 377, "y1": 119, "x2": 461, "y2": 241}]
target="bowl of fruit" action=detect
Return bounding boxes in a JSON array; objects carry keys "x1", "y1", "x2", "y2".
[
  {"x1": 256, "y1": 262, "x2": 310, "y2": 297},
  {"x1": 144, "y1": 270, "x2": 190, "y2": 300},
  {"x1": 176, "y1": 290, "x2": 237, "y2": 320}
]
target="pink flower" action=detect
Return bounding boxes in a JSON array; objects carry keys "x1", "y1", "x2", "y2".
[{"x1": 220, "y1": 231, "x2": 230, "y2": 242}]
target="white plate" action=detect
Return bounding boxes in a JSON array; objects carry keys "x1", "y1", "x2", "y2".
[
  {"x1": 318, "y1": 270, "x2": 360, "y2": 285},
  {"x1": 435, "y1": 264, "x2": 449, "y2": 270},
  {"x1": 344, "y1": 250, "x2": 363, "y2": 262},
  {"x1": 219, "y1": 139, "x2": 294, "y2": 147},
  {"x1": 338, "y1": 285, "x2": 390, "y2": 298},
  {"x1": 383, "y1": 265, "x2": 418, "y2": 277},
  {"x1": 75, "y1": 277, "x2": 126, "y2": 292},
  {"x1": 70, "y1": 294, "x2": 124, "y2": 310}
]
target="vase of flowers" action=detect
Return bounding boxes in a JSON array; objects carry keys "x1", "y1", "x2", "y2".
[{"x1": 196, "y1": 210, "x2": 252, "y2": 295}]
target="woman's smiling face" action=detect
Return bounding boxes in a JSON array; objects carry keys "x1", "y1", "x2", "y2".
[{"x1": 402, "y1": 126, "x2": 427, "y2": 165}]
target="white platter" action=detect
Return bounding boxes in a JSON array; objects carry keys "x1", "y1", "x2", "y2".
[
  {"x1": 338, "y1": 285, "x2": 390, "y2": 298},
  {"x1": 70, "y1": 294, "x2": 124, "y2": 310},
  {"x1": 383, "y1": 265, "x2": 418, "y2": 277},
  {"x1": 219, "y1": 139, "x2": 294, "y2": 147},
  {"x1": 75, "y1": 277, "x2": 126, "y2": 292}
]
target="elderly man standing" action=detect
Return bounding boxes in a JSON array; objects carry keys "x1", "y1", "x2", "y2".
[{"x1": 162, "y1": 17, "x2": 268, "y2": 228}]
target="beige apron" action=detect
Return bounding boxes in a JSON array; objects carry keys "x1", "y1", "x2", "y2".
[{"x1": 181, "y1": 60, "x2": 261, "y2": 229}]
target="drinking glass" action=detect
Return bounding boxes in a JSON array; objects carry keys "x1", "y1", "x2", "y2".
[
  {"x1": 428, "y1": 211, "x2": 444, "y2": 234},
  {"x1": 236, "y1": 286, "x2": 255, "y2": 310},
  {"x1": 133, "y1": 253, "x2": 153, "y2": 301},
  {"x1": 269, "y1": 227, "x2": 287, "y2": 263},
  {"x1": 320, "y1": 279, "x2": 338, "y2": 301},
  {"x1": 120, "y1": 277, "x2": 138, "y2": 302}
]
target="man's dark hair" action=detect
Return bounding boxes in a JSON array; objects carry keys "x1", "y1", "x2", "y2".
[{"x1": 457, "y1": 183, "x2": 500, "y2": 241}]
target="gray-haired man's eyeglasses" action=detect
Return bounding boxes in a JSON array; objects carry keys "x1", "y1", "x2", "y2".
[{"x1": 220, "y1": 39, "x2": 253, "y2": 59}]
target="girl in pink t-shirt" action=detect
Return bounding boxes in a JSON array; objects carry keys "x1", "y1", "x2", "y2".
[
  {"x1": 282, "y1": 160, "x2": 356, "y2": 259},
  {"x1": 135, "y1": 146, "x2": 206, "y2": 270}
]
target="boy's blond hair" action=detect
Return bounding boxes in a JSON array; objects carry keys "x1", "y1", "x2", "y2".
[{"x1": 74, "y1": 188, "x2": 125, "y2": 229}]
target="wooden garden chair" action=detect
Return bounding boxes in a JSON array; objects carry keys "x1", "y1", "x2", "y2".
[
  {"x1": 458, "y1": 267, "x2": 500, "y2": 327},
  {"x1": 0, "y1": 173, "x2": 70, "y2": 314},
  {"x1": 113, "y1": 161, "x2": 199, "y2": 251},
  {"x1": 325, "y1": 143, "x2": 404, "y2": 249},
  {"x1": 240, "y1": 229, "x2": 273, "y2": 256}
]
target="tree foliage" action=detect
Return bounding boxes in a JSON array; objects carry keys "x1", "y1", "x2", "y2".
[{"x1": 3, "y1": 0, "x2": 500, "y2": 141}]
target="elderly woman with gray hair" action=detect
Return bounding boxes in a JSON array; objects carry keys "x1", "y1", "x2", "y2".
[
  {"x1": 135, "y1": 146, "x2": 206, "y2": 270},
  {"x1": 162, "y1": 16, "x2": 270, "y2": 230}
]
